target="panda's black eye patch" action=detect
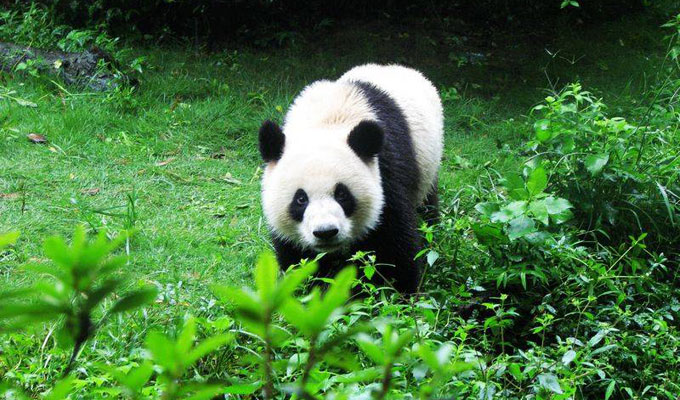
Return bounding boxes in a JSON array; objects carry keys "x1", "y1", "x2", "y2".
[
  {"x1": 334, "y1": 183, "x2": 356, "y2": 217},
  {"x1": 295, "y1": 191, "x2": 308, "y2": 205},
  {"x1": 289, "y1": 189, "x2": 308, "y2": 222}
]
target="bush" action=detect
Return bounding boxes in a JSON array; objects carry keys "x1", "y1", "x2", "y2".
[
  {"x1": 2, "y1": 221, "x2": 678, "y2": 398},
  {"x1": 527, "y1": 83, "x2": 679, "y2": 252}
]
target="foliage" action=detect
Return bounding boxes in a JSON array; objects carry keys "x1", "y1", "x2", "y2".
[
  {"x1": 528, "y1": 83, "x2": 679, "y2": 252},
  {"x1": 0, "y1": 227, "x2": 157, "y2": 374},
  {"x1": 1, "y1": 0, "x2": 662, "y2": 48},
  {"x1": 0, "y1": 3, "x2": 113, "y2": 52},
  {"x1": 1, "y1": 8, "x2": 679, "y2": 400},
  {"x1": 0, "y1": 3, "x2": 146, "y2": 90},
  {"x1": 2, "y1": 225, "x2": 679, "y2": 398}
]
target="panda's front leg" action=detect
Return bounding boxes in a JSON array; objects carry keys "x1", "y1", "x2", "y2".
[
  {"x1": 363, "y1": 204, "x2": 423, "y2": 294},
  {"x1": 271, "y1": 235, "x2": 344, "y2": 282},
  {"x1": 271, "y1": 235, "x2": 306, "y2": 271}
]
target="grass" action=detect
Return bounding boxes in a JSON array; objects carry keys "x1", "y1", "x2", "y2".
[{"x1": 0, "y1": 9, "x2": 674, "y2": 395}]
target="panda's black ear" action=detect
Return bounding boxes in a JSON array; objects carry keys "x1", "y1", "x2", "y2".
[
  {"x1": 259, "y1": 120, "x2": 285, "y2": 162},
  {"x1": 348, "y1": 120, "x2": 384, "y2": 161}
]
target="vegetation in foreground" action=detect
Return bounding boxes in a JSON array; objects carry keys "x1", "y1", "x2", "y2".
[{"x1": 1, "y1": 4, "x2": 679, "y2": 399}]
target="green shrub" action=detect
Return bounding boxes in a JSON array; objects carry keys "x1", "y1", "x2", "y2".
[
  {"x1": 527, "y1": 83, "x2": 679, "y2": 253},
  {"x1": 0, "y1": 227, "x2": 157, "y2": 374},
  {"x1": 1, "y1": 218, "x2": 679, "y2": 398}
]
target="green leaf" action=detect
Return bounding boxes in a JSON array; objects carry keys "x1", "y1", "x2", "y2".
[
  {"x1": 418, "y1": 343, "x2": 441, "y2": 372},
  {"x1": 43, "y1": 236, "x2": 72, "y2": 271},
  {"x1": 506, "y1": 200, "x2": 528, "y2": 216},
  {"x1": 109, "y1": 287, "x2": 157, "y2": 314},
  {"x1": 526, "y1": 166, "x2": 548, "y2": 197},
  {"x1": 315, "y1": 266, "x2": 356, "y2": 328},
  {"x1": 426, "y1": 250, "x2": 439, "y2": 267},
  {"x1": 490, "y1": 208, "x2": 514, "y2": 223},
  {"x1": 390, "y1": 330, "x2": 415, "y2": 357},
  {"x1": 508, "y1": 363, "x2": 524, "y2": 381},
  {"x1": 503, "y1": 174, "x2": 529, "y2": 200},
  {"x1": 255, "y1": 251, "x2": 279, "y2": 302},
  {"x1": 186, "y1": 334, "x2": 233, "y2": 366},
  {"x1": 449, "y1": 360, "x2": 476, "y2": 374},
  {"x1": 591, "y1": 344, "x2": 617, "y2": 356},
  {"x1": 145, "y1": 331, "x2": 175, "y2": 371},
  {"x1": 356, "y1": 334, "x2": 384, "y2": 364},
  {"x1": 588, "y1": 330, "x2": 607, "y2": 347},
  {"x1": 544, "y1": 196, "x2": 574, "y2": 224},
  {"x1": 529, "y1": 200, "x2": 549, "y2": 226},
  {"x1": 474, "y1": 202, "x2": 499, "y2": 217},
  {"x1": 604, "y1": 380, "x2": 616, "y2": 400},
  {"x1": 656, "y1": 182, "x2": 675, "y2": 226},
  {"x1": 363, "y1": 264, "x2": 376, "y2": 279},
  {"x1": 23, "y1": 262, "x2": 69, "y2": 284},
  {"x1": 280, "y1": 298, "x2": 313, "y2": 336},
  {"x1": 44, "y1": 377, "x2": 74, "y2": 400},
  {"x1": 534, "y1": 119, "x2": 552, "y2": 141},
  {"x1": 472, "y1": 223, "x2": 507, "y2": 245},
  {"x1": 14, "y1": 97, "x2": 38, "y2": 108},
  {"x1": 491, "y1": 201, "x2": 526, "y2": 223},
  {"x1": 0, "y1": 231, "x2": 19, "y2": 250},
  {"x1": 538, "y1": 373, "x2": 563, "y2": 394},
  {"x1": 0, "y1": 287, "x2": 39, "y2": 302},
  {"x1": 177, "y1": 317, "x2": 197, "y2": 354},
  {"x1": 544, "y1": 196, "x2": 572, "y2": 215},
  {"x1": 507, "y1": 216, "x2": 536, "y2": 240},
  {"x1": 211, "y1": 286, "x2": 262, "y2": 319},
  {"x1": 85, "y1": 279, "x2": 121, "y2": 311},
  {"x1": 275, "y1": 261, "x2": 317, "y2": 304},
  {"x1": 584, "y1": 153, "x2": 609, "y2": 176},
  {"x1": 112, "y1": 361, "x2": 154, "y2": 392},
  {"x1": 222, "y1": 383, "x2": 261, "y2": 395},
  {"x1": 562, "y1": 350, "x2": 576, "y2": 365},
  {"x1": 0, "y1": 302, "x2": 67, "y2": 320}
]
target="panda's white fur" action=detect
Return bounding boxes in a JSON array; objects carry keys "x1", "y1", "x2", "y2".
[
  {"x1": 260, "y1": 64, "x2": 443, "y2": 288},
  {"x1": 262, "y1": 81, "x2": 384, "y2": 252}
]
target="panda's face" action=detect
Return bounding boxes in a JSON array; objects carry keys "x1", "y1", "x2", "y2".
[{"x1": 259, "y1": 120, "x2": 385, "y2": 253}]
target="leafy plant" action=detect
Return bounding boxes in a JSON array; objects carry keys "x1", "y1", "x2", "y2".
[
  {"x1": 0, "y1": 231, "x2": 20, "y2": 250},
  {"x1": 0, "y1": 227, "x2": 157, "y2": 373},
  {"x1": 472, "y1": 163, "x2": 574, "y2": 291},
  {"x1": 142, "y1": 317, "x2": 233, "y2": 399},
  {"x1": 528, "y1": 83, "x2": 679, "y2": 252}
]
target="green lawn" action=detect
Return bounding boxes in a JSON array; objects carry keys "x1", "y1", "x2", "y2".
[{"x1": 0, "y1": 11, "x2": 673, "y2": 395}]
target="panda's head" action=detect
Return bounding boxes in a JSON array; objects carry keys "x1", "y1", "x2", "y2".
[{"x1": 259, "y1": 120, "x2": 384, "y2": 253}]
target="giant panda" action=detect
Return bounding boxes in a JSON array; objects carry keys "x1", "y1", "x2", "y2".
[{"x1": 258, "y1": 64, "x2": 443, "y2": 293}]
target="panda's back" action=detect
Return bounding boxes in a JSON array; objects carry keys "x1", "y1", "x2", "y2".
[{"x1": 338, "y1": 64, "x2": 443, "y2": 204}]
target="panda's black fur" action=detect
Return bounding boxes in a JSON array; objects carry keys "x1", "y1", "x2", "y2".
[{"x1": 269, "y1": 80, "x2": 436, "y2": 293}]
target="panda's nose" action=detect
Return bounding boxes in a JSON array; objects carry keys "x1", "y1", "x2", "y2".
[{"x1": 313, "y1": 227, "x2": 339, "y2": 240}]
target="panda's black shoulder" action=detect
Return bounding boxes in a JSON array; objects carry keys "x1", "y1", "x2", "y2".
[{"x1": 350, "y1": 80, "x2": 420, "y2": 205}]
